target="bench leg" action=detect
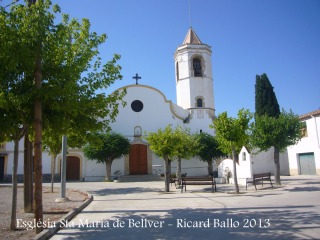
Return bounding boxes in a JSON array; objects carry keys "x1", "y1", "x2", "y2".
[{"x1": 270, "y1": 179, "x2": 273, "y2": 188}]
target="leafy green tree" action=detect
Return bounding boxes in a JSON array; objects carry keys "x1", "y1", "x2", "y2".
[
  {"x1": 251, "y1": 110, "x2": 302, "y2": 185},
  {"x1": 172, "y1": 127, "x2": 199, "y2": 181},
  {"x1": 146, "y1": 125, "x2": 179, "y2": 192},
  {"x1": 0, "y1": 0, "x2": 124, "y2": 233},
  {"x1": 254, "y1": 73, "x2": 301, "y2": 185},
  {"x1": 196, "y1": 132, "x2": 225, "y2": 176},
  {"x1": 255, "y1": 73, "x2": 280, "y2": 118},
  {"x1": 83, "y1": 132, "x2": 130, "y2": 180},
  {"x1": 212, "y1": 109, "x2": 253, "y2": 193}
]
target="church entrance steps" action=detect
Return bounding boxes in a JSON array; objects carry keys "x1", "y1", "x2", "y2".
[{"x1": 118, "y1": 174, "x2": 163, "y2": 182}]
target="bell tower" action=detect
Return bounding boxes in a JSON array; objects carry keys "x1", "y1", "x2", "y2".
[{"x1": 174, "y1": 28, "x2": 215, "y2": 117}]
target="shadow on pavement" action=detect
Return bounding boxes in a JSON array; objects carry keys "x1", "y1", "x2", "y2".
[{"x1": 53, "y1": 205, "x2": 320, "y2": 240}]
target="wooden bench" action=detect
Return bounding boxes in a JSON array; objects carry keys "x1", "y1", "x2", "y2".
[
  {"x1": 181, "y1": 176, "x2": 216, "y2": 193},
  {"x1": 246, "y1": 172, "x2": 273, "y2": 190}
]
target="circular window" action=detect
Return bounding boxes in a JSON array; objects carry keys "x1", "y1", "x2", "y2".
[{"x1": 131, "y1": 100, "x2": 143, "y2": 112}]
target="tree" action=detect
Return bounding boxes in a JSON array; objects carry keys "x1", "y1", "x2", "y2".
[
  {"x1": 172, "y1": 127, "x2": 199, "y2": 182},
  {"x1": 196, "y1": 132, "x2": 225, "y2": 176},
  {"x1": 146, "y1": 125, "x2": 178, "y2": 192},
  {"x1": 0, "y1": 109, "x2": 28, "y2": 230},
  {"x1": 251, "y1": 109, "x2": 302, "y2": 185},
  {"x1": 255, "y1": 73, "x2": 280, "y2": 118},
  {"x1": 212, "y1": 109, "x2": 252, "y2": 193},
  {"x1": 83, "y1": 132, "x2": 130, "y2": 180},
  {"x1": 254, "y1": 73, "x2": 301, "y2": 185},
  {"x1": 1, "y1": 0, "x2": 125, "y2": 233}
]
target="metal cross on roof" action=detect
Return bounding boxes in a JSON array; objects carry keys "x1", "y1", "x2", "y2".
[{"x1": 132, "y1": 73, "x2": 141, "y2": 85}]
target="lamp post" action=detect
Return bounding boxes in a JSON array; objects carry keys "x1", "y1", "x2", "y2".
[{"x1": 55, "y1": 135, "x2": 69, "y2": 202}]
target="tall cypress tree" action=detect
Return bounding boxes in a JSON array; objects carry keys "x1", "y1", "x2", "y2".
[{"x1": 255, "y1": 73, "x2": 280, "y2": 118}]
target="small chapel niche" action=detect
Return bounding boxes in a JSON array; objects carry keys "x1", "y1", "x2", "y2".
[
  {"x1": 134, "y1": 126, "x2": 142, "y2": 137},
  {"x1": 242, "y1": 152, "x2": 247, "y2": 161}
]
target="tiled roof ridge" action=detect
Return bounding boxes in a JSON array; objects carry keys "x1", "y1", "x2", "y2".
[{"x1": 299, "y1": 109, "x2": 320, "y2": 120}]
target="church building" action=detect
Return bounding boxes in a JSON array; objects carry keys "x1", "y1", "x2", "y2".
[
  {"x1": 0, "y1": 28, "x2": 217, "y2": 182},
  {"x1": 85, "y1": 28, "x2": 216, "y2": 181}
]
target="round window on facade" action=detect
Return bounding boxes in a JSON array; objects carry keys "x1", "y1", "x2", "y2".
[{"x1": 131, "y1": 100, "x2": 143, "y2": 112}]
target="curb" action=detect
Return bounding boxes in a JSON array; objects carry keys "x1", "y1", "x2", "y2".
[{"x1": 32, "y1": 194, "x2": 93, "y2": 240}]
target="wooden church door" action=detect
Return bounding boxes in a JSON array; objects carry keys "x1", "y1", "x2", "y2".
[
  {"x1": 129, "y1": 144, "x2": 147, "y2": 175},
  {"x1": 66, "y1": 156, "x2": 80, "y2": 181}
]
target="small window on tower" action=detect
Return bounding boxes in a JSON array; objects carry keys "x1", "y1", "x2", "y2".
[
  {"x1": 197, "y1": 98, "x2": 203, "y2": 107},
  {"x1": 176, "y1": 62, "x2": 179, "y2": 81},
  {"x1": 193, "y1": 58, "x2": 202, "y2": 77}
]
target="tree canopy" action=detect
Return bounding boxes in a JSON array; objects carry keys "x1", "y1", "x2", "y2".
[
  {"x1": 212, "y1": 109, "x2": 252, "y2": 193},
  {"x1": 0, "y1": 0, "x2": 125, "y2": 232},
  {"x1": 254, "y1": 73, "x2": 301, "y2": 185},
  {"x1": 252, "y1": 110, "x2": 302, "y2": 153},
  {"x1": 83, "y1": 132, "x2": 130, "y2": 180},
  {"x1": 196, "y1": 132, "x2": 225, "y2": 176},
  {"x1": 255, "y1": 73, "x2": 280, "y2": 118},
  {"x1": 146, "y1": 125, "x2": 198, "y2": 192}
]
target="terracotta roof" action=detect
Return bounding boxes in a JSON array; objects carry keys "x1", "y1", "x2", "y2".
[
  {"x1": 183, "y1": 28, "x2": 202, "y2": 45},
  {"x1": 299, "y1": 109, "x2": 320, "y2": 120}
]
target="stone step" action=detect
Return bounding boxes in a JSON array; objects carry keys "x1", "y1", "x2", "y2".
[{"x1": 118, "y1": 175, "x2": 163, "y2": 182}]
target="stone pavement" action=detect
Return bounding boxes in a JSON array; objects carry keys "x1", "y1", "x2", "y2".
[{"x1": 49, "y1": 176, "x2": 320, "y2": 240}]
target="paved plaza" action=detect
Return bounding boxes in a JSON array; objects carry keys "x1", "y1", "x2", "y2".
[{"x1": 49, "y1": 176, "x2": 320, "y2": 240}]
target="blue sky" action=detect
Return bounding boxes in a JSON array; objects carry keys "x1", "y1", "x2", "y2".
[{"x1": 3, "y1": 0, "x2": 320, "y2": 117}]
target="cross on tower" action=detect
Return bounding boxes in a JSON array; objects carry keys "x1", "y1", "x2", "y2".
[{"x1": 132, "y1": 73, "x2": 141, "y2": 85}]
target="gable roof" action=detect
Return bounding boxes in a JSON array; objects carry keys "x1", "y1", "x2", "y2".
[
  {"x1": 183, "y1": 28, "x2": 202, "y2": 45},
  {"x1": 299, "y1": 109, "x2": 320, "y2": 120}
]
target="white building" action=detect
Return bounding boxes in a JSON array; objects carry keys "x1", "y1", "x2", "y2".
[
  {"x1": 219, "y1": 147, "x2": 290, "y2": 185},
  {"x1": 287, "y1": 109, "x2": 320, "y2": 175},
  {"x1": 0, "y1": 28, "x2": 217, "y2": 182}
]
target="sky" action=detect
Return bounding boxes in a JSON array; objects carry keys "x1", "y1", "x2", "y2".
[{"x1": 2, "y1": 0, "x2": 320, "y2": 117}]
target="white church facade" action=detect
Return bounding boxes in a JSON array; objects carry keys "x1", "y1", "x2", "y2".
[
  {"x1": 0, "y1": 28, "x2": 217, "y2": 182},
  {"x1": 1, "y1": 28, "x2": 318, "y2": 183}
]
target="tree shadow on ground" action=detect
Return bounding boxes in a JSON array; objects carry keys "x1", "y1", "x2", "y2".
[
  {"x1": 89, "y1": 187, "x2": 163, "y2": 196},
  {"x1": 287, "y1": 186, "x2": 320, "y2": 192},
  {"x1": 53, "y1": 205, "x2": 320, "y2": 240}
]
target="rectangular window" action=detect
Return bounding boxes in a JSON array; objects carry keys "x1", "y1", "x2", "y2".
[{"x1": 300, "y1": 121, "x2": 308, "y2": 137}]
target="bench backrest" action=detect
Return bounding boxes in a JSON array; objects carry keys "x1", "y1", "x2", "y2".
[
  {"x1": 253, "y1": 172, "x2": 271, "y2": 178},
  {"x1": 182, "y1": 177, "x2": 213, "y2": 181}
]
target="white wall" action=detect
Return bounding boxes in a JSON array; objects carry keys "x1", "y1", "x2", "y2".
[{"x1": 287, "y1": 115, "x2": 320, "y2": 175}]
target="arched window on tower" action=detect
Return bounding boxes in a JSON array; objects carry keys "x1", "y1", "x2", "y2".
[
  {"x1": 193, "y1": 58, "x2": 202, "y2": 77},
  {"x1": 176, "y1": 61, "x2": 179, "y2": 81},
  {"x1": 196, "y1": 98, "x2": 203, "y2": 107}
]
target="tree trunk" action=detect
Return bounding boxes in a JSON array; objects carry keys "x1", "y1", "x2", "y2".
[
  {"x1": 232, "y1": 146, "x2": 240, "y2": 194},
  {"x1": 105, "y1": 160, "x2": 112, "y2": 180},
  {"x1": 24, "y1": 133, "x2": 33, "y2": 213},
  {"x1": 34, "y1": 55, "x2": 43, "y2": 234},
  {"x1": 50, "y1": 154, "x2": 56, "y2": 193},
  {"x1": 10, "y1": 139, "x2": 19, "y2": 230},
  {"x1": 274, "y1": 147, "x2": 281, "y2": 185},
  {"x1": 207, "y1": 159, "x2": 213, "y2": 176},
  {"x1": 164, "y1": 156, "x2": 171, "y2": 192},
  {"x1": 176, "y1": 157, "x2": 181, "y2": 183}
]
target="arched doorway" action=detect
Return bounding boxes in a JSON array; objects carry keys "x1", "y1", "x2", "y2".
[
  {"x1": 66, "y1": 156, "x2": 80, "y2": 181},
  {"x1": 129, "y1": 144, "x2": 147, "y2": 175}
]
